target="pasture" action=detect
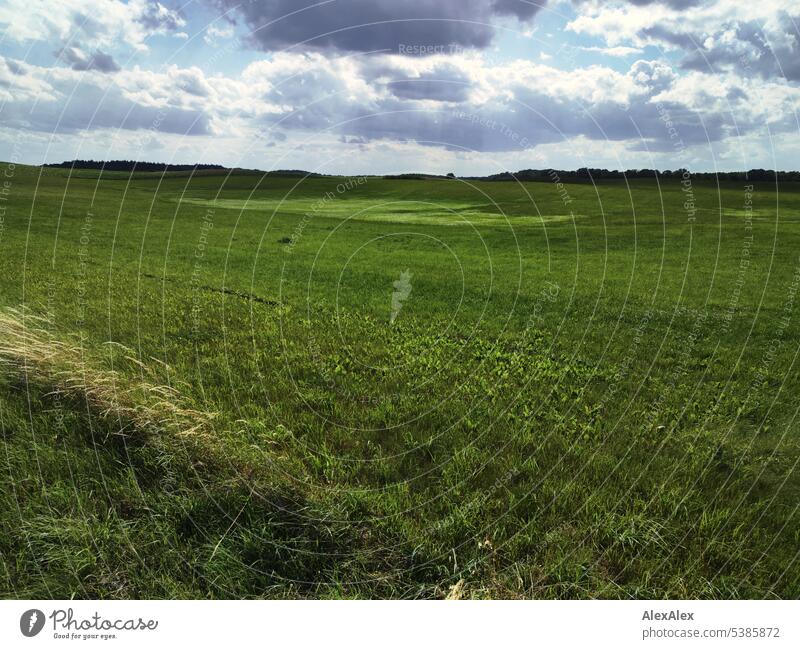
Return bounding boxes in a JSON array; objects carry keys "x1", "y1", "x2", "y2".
[{"x1": 0, "y1": 164, "x2": 798, "y2": 598}]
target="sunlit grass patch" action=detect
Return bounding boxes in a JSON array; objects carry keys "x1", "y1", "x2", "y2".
[{"x1": 176, "y1": 196, "x2": 581, "y2": 226}]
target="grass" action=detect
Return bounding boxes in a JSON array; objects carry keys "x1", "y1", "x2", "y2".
[
  {"x1": 0, "y1": 163, "x2": 798, "y2": 598},
  {"x1": 0, "y1": 308, "x2": 215, "y2": 442}
]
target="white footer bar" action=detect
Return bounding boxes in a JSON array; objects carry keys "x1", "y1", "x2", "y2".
[{"x1": 1, "y1": 600, "x2": 796, "y2": 648}]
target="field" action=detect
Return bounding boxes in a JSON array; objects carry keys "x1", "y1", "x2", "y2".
[{"x1": 0, "y1": 163, "x2": 798, "y2": 598}]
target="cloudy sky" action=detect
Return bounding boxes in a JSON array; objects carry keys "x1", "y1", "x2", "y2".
[{"x1": 0, "y1": 0, "x2": 798, "y2": 174}]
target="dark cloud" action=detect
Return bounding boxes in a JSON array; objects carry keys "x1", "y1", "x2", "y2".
[
  {"x1": 4, "y1": 59, "x2": 24, "y2": 75},
  {"x1": 386, "y1": 65, "x2": 472, "y2": 102},
  {"x1": 256, "y1": 50, "x2": 731, "y2": 152},
  {"x1": 259, "y1": 64, "x2": 732, "y2": 156},
  {"x1": 211, "y1": 0, "x2": 546, "y2": 53},
  {"x1": 573, "y1": 0, "x2": 699, "y2": 8},
  {"x1": 59, "y1": 47, "x2": 121, "y2": 73},
  {"x1": 639, "y1": 25, "x2": 698, "y2": 50},
  {"x1": 592, "y1": 100, "x2": 731, "y2": 150},
  {"x1": 491, "y1": 0, "x2": 547, "y2": 20}
]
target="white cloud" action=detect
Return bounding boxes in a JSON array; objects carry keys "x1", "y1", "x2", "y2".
[
  {"x1": 204, "y1": 23, "x2": 235, "y2": 46},
  {"x1": 568, "y1": 1, "x2": 800, "y2": 79},
  {"x1": 0, "y1": 0, "x2": 184, "y2": 52}
]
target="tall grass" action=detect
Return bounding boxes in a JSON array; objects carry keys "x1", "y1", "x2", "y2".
[{"x1": 0, "y1": 308, "x2": 215, "y2": 441}]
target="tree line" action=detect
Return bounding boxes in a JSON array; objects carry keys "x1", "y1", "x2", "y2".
[
  {"x1": 43, "y1": 161, "x2": 800, "y2": 182},
  {"x1": 44, "y1": 160, "x2": 226, "y2": 172},
  {"x1": 464, "y1": 168, "x2": 800, "y2": 182}
]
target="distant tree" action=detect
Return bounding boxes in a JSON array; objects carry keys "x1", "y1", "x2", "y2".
[
  {"x1": 44, "y1": 160, "x2": 226, "y2": 172},
  {"x1": 446, "y1": 172, "x2": 456, "y2": 179}
]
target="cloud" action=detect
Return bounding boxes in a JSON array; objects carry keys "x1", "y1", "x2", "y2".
[
  {"x1": 491, "y1": 0, "x2": 549, "y2": 20},
  {"x1": 0, "y1": 57, "x2": 53, "y2": 102},
  {"x1": 0, "y1": 58, "x2": 212, "y2": 136},
  {"x1": 171, "y1": 67, "x2": 212, "y2": 96},
  {"x1": 0, "y1": 0, "x2": 185, "y2": 53},
  {"x1": 579, "y1": 45, "x2": 643, "y2": 57},
  {"x1": 245, "y1": 52, "x2": 747, "y2": 154},
  {"x1": 135, "y1": 0, "x2": 185, "y2": 32},
  {"x1": 386, "y1": 64, "x2": 472, "y2": 102},
  {"x1": 275, "y1": 48, "x2": 800, "y2": 161},
  {"x1": 4, "y1": 84, "x2": 212, "y2": 136},
  {"x1": 210, "y1": 0, "x2": 547, "y2": 54},
  {"x1": 204, "y1": 23, "x2": 235, "y2": 45},
  {"x1": 58, "y1": 47, "x2": 121, "y2": 73},
  {"x1": 627, "y1": 59, "x2": 677, "y2": 93},
  {"x1": 569, "y1": 0, "x2": 800, "y2": 80},
  {"x1": 620, "y1": 0, "x2": 700, "y2": 7},
  {"x1": 2, "y1": 0, "x2": 796, "y2": 168},
  {"x1": 638, "y1": 24, "x2": 697, "y2": 49},
  {"x1": 677, "y1": 15, "x2": 800, "y2": 81},
  {"x1": 4, "y1": 58, "x2": 25, "y2": 75}
]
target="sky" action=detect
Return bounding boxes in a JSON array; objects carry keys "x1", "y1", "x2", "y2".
[{"x1": 0, "y1": 0, "x2": 798, "y2": 175}]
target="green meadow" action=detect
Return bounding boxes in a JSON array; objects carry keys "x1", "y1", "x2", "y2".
[{"x1": 0, "y1": 164, "x2": 798, "y2": 598}]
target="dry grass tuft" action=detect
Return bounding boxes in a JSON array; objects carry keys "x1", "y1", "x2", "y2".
[
  {"x1": 0, "y1": 308, "x2": 216, "y2": 440},
  {"x1": 445, "y1": 579, "x2": 466, "y2": 600}
]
